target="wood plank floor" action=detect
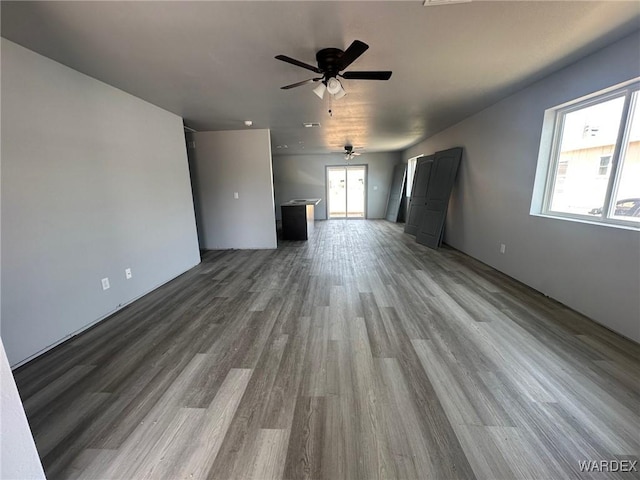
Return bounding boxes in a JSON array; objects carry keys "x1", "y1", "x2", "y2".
[{"x1": 14, "y1": 220, "x2": 640, "y2": 480}]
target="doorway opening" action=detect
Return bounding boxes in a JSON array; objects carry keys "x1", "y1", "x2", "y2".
[{"x1": 326, "y1": 165, "x2": 367, "y2": 218}]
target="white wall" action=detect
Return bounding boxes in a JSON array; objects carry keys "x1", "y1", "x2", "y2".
[
  {"x1": 189, "y1": 129, "x2": 277, "y2": 249},
  {"x1": 273, "y1": 152, "x2": 401, "y2": 220},
  {"x1": 404, "y1": 31, "x2": 640, "y2": 342},
  {"x1": 1, "y1": 39, "x2": 201, "y2": 366},
  {"x1": 0, "y1": 341, "x2": 45, "y2": 479}
]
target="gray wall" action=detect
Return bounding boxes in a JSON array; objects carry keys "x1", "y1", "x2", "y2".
[
  {"x1": 189, "y1": 130, "x2": 277, "y2": 249},
  {"x1": 1, "y1": 39, "x2": 201, "y2": 366},
  {"x1": 404, "y1": 31, "x2": 640, "y2": 342},
  {"x1": 273, "y1": 152, "x2": 401, "y2": 220}
]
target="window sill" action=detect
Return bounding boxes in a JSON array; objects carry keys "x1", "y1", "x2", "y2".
[{"x1": 530, "y1": 212, "x2": 640, "y2": 232}]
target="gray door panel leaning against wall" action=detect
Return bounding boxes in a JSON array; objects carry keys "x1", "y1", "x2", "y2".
[
  {"x1": 404, "y1": 155, "x2": 434, "y2": 235},
  {"x1": 385, "y1": 163, "x2": 407, "y2": 222},
  {"x1": 416, "y1": 147, "x2": 463, "y2": 249}
]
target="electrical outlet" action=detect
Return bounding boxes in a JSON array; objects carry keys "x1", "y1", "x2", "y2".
[
  {"x1": 101, "y1": 277, "x2": 110, "y2": 290},
  {"x1": 500, "y1": 243, "x2": 506, "y2": 254},
  {"x1": 125, "y1": 268, "x2": 132, "y2": 280}
]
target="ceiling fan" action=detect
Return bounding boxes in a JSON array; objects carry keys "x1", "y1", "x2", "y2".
[
  {"x1": 343, "y1": 145, "x2": 362, "y2": 160},
  {"x1": 275, "y1": 40, "x2": 392, "y2": 98}
]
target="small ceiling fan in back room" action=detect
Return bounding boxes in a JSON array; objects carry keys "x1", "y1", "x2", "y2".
[
  {"x1": 275, "y1": 40, "x2": 392, "y2": 100},
  {"x1": 334, "y1": 145, "x2": 363, "y2": 161},
  {"x1": 343, "y1": 145, "x2": 362, "y2": 161}
]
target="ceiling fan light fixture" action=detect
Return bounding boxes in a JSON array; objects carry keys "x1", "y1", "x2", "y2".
[
  {"x1": 326, "y1": 77, "x2": 342, "y2": 95},
  {"x1": 313, "y1": 82, "x2": 326, "y2": 99},
  {"x1": 334, "y1": 88, "x2": 347, "y2": 100}
]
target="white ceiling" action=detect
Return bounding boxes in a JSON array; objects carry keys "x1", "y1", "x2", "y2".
[{"x1": 2, "y1": 1, "x2": 639, "y2": 155}]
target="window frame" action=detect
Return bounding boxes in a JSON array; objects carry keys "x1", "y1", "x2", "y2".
[{"x1": 540, "y1": 80, "x2": 640, "y2": 229}]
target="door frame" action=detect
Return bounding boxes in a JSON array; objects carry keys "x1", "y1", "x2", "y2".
[{"x1": 325, "y1": 164, "x2": 368, "y2": 219}]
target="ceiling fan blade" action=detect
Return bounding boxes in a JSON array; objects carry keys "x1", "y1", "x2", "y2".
[
  {"x1": 275, "y1": 55, "x2": 322, "y2": 74},
  {"x1": 280, "y1": 78, "x2": 322, "y2": 90},
  {"x1": 342, "y1": 71, "x2": 392, "y2": 80},
  {"x1": 339, "y1": 40, "x2": 369, "y2": 70}
]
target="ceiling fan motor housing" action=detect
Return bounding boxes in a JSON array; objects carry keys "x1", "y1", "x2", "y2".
[{"x1": 316, "y1": 48, "x2": 344, "y2": 79}]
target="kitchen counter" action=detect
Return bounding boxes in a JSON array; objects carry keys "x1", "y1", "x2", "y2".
[
  {"x1": 281, "y1": 198, "x2": 322, "y2": 206},
  {"x1": 281, "y1": 199, "x2": 321, "y2": 240}
]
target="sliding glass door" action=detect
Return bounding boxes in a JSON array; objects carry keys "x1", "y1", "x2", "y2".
[{"x1": 326, "y1": 165, "x2": 367, "y2": 218}]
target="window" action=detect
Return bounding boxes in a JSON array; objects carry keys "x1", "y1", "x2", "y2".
[
  {"x1": 555, "y1": 160, "x2": 568, "y2": 193},
  {"x1": 598, "y1": 155, "x2": 611, "y2": 176},
  {"x1": 406, "y1": 155, "x2": 421, "y2": 197},
  {"x1": 537, "y1": 80, "x2": 640, "y2": 227}
]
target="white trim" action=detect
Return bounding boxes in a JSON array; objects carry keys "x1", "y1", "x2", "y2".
[{"x1": 530, "y1": 212, "x2": 640, "y2": 232}]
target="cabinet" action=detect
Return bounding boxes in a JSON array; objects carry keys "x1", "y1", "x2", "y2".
[{"x1": 281, "y1": 199, "x2": 321, "y2": 241}]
